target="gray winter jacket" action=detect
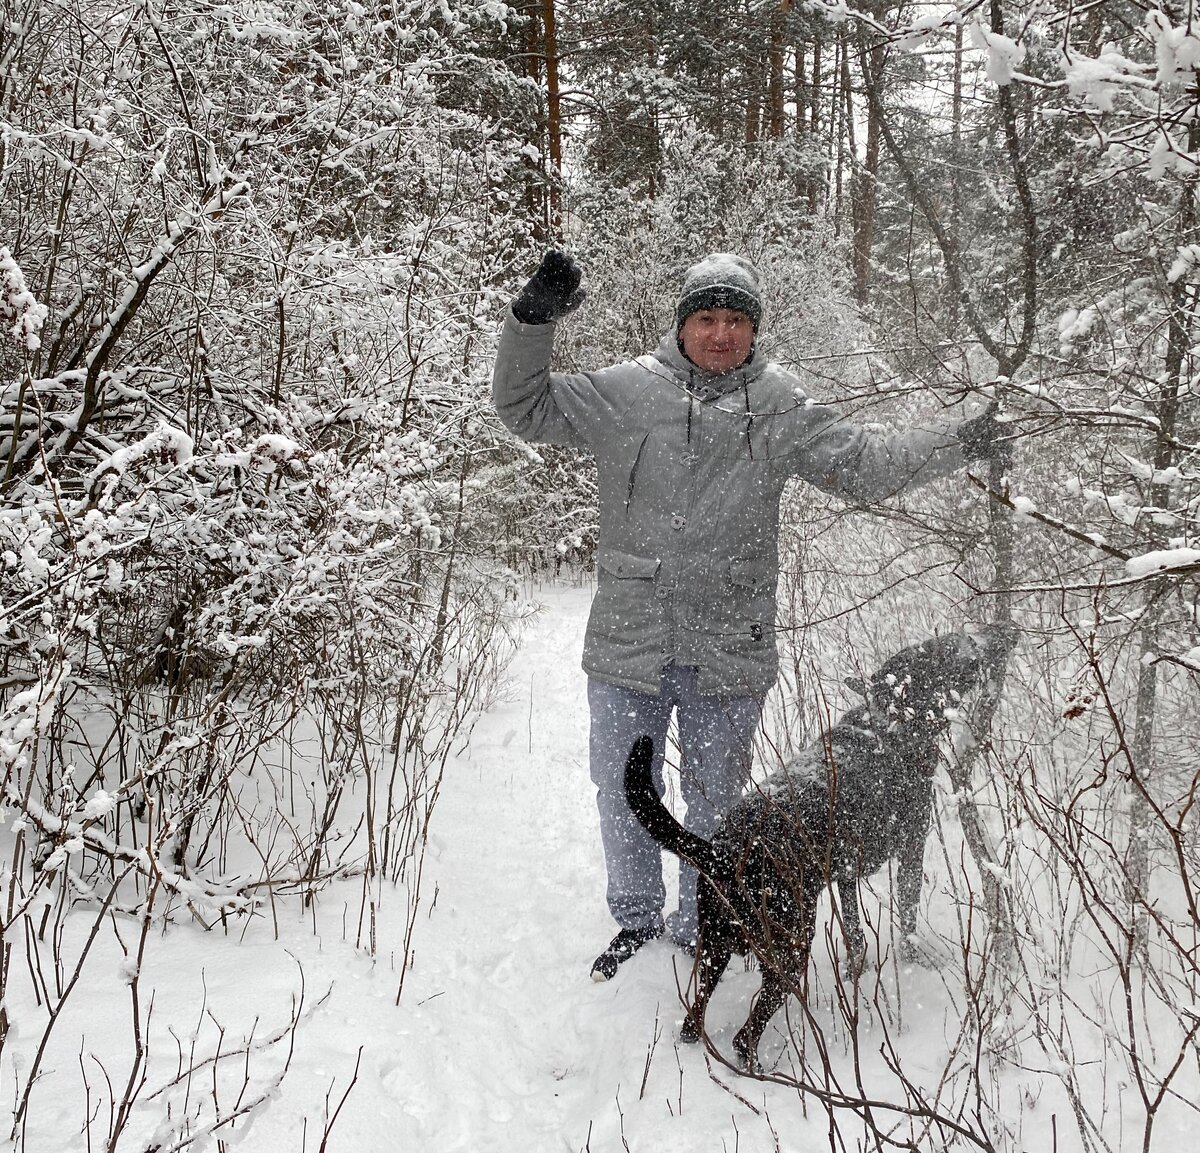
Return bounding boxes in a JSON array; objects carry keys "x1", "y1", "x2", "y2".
[{"x1": 493, "y1": 312, "x2": 967, "y2": 697}]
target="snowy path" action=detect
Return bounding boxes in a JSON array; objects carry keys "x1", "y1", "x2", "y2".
[{"x1": 391, "y1": 583, "x2": 818, "y2": 1152}]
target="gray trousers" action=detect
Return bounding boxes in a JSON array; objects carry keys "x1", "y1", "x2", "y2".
[{"x1": 587, "y1": 666, "x2": 763, "y2": 944}]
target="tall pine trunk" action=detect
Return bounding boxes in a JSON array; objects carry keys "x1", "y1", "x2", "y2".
[
  {"x1": 767, "y1": 4, "x2": 788, "y2": 139},
  {"x1": 948, "y1": 22, "x2": 964, "y2": 329},
  {"x1": 850, "y1": 33, "x2": 882, "y2": 304},
  {"x1": 540, "y1": 0, "x2": 563, "y2": 235},
  {"x1": 1126, "y1": 115, "x2": 1200, "y2": 950}
]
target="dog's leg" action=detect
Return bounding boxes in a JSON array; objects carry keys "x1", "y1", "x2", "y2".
[
  {"x1": 836, "y1": 876, "x2": 868, "y2": 978},
  {"x1": 896, "y1": 827, "x2": 927, "y2": 962},
  {"x1": 734, "y1": 892, "x2": 818, "y2": 1071},
  {"x1": 732, "y1": 966, "x2": 790, "y2": 1071},
  {"x1": 679, "y1": 931, "x2": 733, "y2": 1044}
]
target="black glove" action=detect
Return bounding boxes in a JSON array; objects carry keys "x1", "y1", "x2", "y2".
[
  {"x1": 511, "y1": 250, "x2": 585, "y2": 325},
  {"x1": 958, "y1": 402, "x2": 1011, "y2": 465}
]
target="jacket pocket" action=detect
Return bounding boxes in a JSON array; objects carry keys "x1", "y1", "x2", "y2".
[
  {"x1": 597, "y1": 547, "x2": 661, "y2": 580},
  {"x1": 727, "y1": 556, "x2": 770, "y2": 593},
  {"x1": 595, "y1": 430, "x2": 650, "y2": 519},
  {"x1": 590, "y1": 547, "x2": 663, "y2": 647},
  {"x1": 621, "y1": 431, "x2": 650, "y2": 514},
  {"x1": 717, "y1": 556, "x2": 775, "y2": 642}
]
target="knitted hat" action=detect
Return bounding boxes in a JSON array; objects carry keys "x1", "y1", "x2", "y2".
[{"x1": 675, "y1": 253, "x2": 763, "y2": 332}]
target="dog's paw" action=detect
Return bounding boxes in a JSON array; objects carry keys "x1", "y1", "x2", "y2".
[
  {"x1": 679, "y1": 1017, "x2": 701, "y2": 1044},
  {"x1": 732, "y1": 1030, "x2": 761, "y2": 1073},
  {"x1": 899, "y1": 934, "x2": 936, "y2": 967},
  {"x1": 840, "y1": 944, "x2": 868, "y2": 982}
]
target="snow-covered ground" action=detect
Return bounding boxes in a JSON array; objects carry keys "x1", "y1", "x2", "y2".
[
  {"x1": 6, "y1": 583, "x2": 823, "y2": 1151},
  {"x1": 5, "y1": 582, "x2": 1195, "y2": 1151}
]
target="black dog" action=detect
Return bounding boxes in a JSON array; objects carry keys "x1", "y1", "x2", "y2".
[{"x1": 625, "y1": 626, "x2": 1010, "y2": 1069}]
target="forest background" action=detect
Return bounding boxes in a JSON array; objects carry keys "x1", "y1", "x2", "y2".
[{"x1": 1, "y1": 1, "x2": 1199, "y2": 1150}]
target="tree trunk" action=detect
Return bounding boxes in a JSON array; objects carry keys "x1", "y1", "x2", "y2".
[
  {"x1": 767, "y1": 6, "x2": 786, "y2": 139},
  {"x1": 523, "y1": 7, "x2": 546, "y2": 243},
  {"x1": 948, "y1": 22, "x2": 964, "y2": 329},
  {"x1": 838, "y1": 39, "x2": 854, "y2": 234},
  {"x1": 540, "y1": 0, "x2": 563, "y2": 235},
  {"x1": 809, "y1": 37, "x2": 823, "y2": 212},
  {"x1": 794, "y1": 42, "x2": 805, "y2": 136},
  {"x1": 850, "y1": 33, "x2": 882, "y2": 304},
  {"x1": 794, "y1": 42, "x2": 816, "y2": 209},
  {"x1": 1126, "y1": 115, "x2": 1199, "y2": 950},
  {"x1": 744, "y1": 37, "x2": 764, "y2": 144},
  {"x1": 644, "y1": 9, "x2": 660, "y2": 199}
]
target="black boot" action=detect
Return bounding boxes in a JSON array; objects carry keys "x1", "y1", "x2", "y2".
[{"x1": 590, "y1": 925, "x2": 663, "y2": 982}]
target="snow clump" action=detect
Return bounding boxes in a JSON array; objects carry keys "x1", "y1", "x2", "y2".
[{"x1": 0, "y1": 247, "x2": 48, "y2": 352}]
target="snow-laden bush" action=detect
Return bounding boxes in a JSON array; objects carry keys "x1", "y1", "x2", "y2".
[{"x1": 0, "y1": 1, "x2": 533, "y2": 1143}]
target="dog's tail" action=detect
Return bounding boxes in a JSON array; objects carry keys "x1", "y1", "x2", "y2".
[{"x1": 624, "y1": 735, "x2": 724, "y2": 877}]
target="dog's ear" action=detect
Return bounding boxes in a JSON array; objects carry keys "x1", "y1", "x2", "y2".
[{"x1": 844, "y1": 676, "x2": 866, "y2": 695}]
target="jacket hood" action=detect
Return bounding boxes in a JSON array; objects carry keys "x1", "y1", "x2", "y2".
[{"x1": 651, "y1": 330, "x2": 768, "y2": 399}]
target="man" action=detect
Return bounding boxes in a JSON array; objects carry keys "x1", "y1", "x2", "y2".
[{"x1": 492, "y1": 250, "x2": 1005, "y2": 980}]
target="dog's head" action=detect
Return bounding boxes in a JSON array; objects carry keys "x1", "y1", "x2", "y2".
[{"x1": 848, "y1": 625, "x2": 1014, "y2": 752}]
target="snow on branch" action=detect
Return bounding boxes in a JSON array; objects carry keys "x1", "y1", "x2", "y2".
[
  {"x1": 4, "y1": 782, "x2": 258, "y2": 918},
  {"x1": 84, "y1": 180, "x2": 251, "y2": 376},
  {"x1": 0, "y1": 246, "x2": 48, "y2": 351},
  {"x1": 968, "y1": 20, "x2": 1026, "y2": 87},
  {"x1": 87, "y1": 421, "x2": 195, "y2": 492},
  {"x1": 1060, "y1": 46, "x2": 1151, "y2": 112},
  {"x1": 1124, "y1": 547, "x2": 1200, "y2": 582}
]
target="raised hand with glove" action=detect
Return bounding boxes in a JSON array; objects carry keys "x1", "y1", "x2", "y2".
[
  {"x1": 958, "y1": 401, "x2": 1012, "y2": 466},
  {"x1": 511, "y1": 249, "x2": 586, "y2": 325}
]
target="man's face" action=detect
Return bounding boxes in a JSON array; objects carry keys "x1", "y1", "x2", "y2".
[{"x1": 678, "y1": 308, "x2": 755, "y2": 374}]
